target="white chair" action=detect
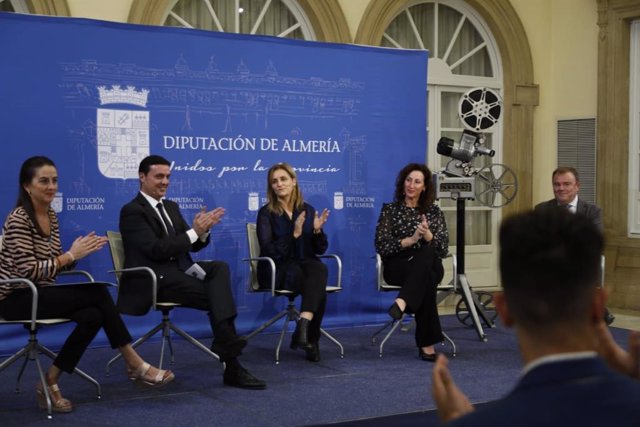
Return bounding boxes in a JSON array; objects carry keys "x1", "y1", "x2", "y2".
[
  {"x1": 0, "y1": 236, "x2": 101, "y2": 419},
  {"x1": 371, "y1": 253, "x2": 457, "y2": 358},
  {"x1": 243, "y1": 223, "x2": 344, "y2": 364},
  {"x1": 104, "y1": 231, "x2": 219, "y2": 374}
]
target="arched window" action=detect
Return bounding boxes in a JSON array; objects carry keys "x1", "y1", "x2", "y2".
[
  {"x1": 1, "y1": 0, "x2": 30, "y2": 13},
  {"x1": 163, "y1": 0, "x2": 316, "y2": 40}
]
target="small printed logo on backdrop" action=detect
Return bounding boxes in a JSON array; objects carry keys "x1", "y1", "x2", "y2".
[{"x1": 52, "y1": 192, "x2": 64, "y2": 213}]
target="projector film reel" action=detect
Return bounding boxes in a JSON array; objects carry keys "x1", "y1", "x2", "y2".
[
  {"x1": 474, "y1": 163, "x2": 518, "y2": 208},
  {"x1": 458, "y1": 87, "x2": 502, "y2": 132}
]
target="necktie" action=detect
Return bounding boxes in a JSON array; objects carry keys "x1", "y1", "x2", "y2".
[
  {"x1": 156, "y1": 203, "x2": 176, "y2": 236},
  {"x1": 157, "y1": 202, "x2": 192, "y2": 271}
]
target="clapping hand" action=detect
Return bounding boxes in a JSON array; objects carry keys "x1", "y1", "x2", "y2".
[
  {"x1": 411, "y1": 215, "x2": 432, "y2": 243},
  {"x1": 68, "y1": 232, "x2": 108, "y2": 261},
  {"x1": 293, "y1": 211, "x2": 306, "y2": 238},
  {"x1": 596, "y1": 318, "x2": 640, "y2": 379},
  {"x1": 432, "y1": 355, "x2": 475, "y2": 422},
  {"x1": 193, "y1": 206, "x2": 226, "y2": 236},
  {"x1": 314, "y1": 209, "x2": 330, "y2": 232}
]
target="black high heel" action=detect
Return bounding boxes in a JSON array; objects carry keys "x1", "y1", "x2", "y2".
[
  {"x1": 418, "y1": 349, "x2": 437, "y2": 362},
  {"x1": 305, "y1": 342, "x2": 321, "y2": 362},
  {"x1": 388, "y1": 302, "x2": 404, "y2": 320},
  {"x1": 290, "y1": 318, "x2": 312, "y2": 351}
]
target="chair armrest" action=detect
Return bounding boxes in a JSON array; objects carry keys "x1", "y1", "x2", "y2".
[
  {"x1": 58, "y1": 269, "x2": 95, "y2": 282},
  {"x1": 109, "y1": 266, "x2": 159, "y2": 310},
  {"x1": 242, "y1": 256, "x2": 276, "y2": 296},
  {"x1": 0, "y1": 278, "x2": 38, "y2": 331},
  {"x1": 374, "y1": 254, "x2": 386, "y2": 291},
  {"x1": 318, "y1": 254, "x2": 343, "y2": 289},
  {"x1": 443, "y1": 253, "x2": 457, "y2": 290}
]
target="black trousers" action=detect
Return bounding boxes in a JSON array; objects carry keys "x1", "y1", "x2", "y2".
[
  {"x1": 282, "y1": 259, "x2": 328, "y2": 343},
  {"x1": 157, "y1": 261, "x2": 240, "y2": 348},
  {"x1": 382, "y1": 245, "x2": 444, "y2": 347},
  {"x1": 0, "y1": 283, "x2": 132, "y2": 373}
]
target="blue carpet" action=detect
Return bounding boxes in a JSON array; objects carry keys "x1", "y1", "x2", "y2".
[{"x1": 0, "y1": 316, "x2": 633, "y2": 426}]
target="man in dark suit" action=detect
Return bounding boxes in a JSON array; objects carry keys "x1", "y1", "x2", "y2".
[
  {"x1": 534, "y1": 166, "x2": 614, "y2": 325},
  {"x1": 432, "y1": 210, "x2": 640, "y2": 426},
  {"x1": 534, "y1": 166, "x2": 602, "y2": 230},
  {"x1": 119, "y1": 155, "x2": 265, "y2": 390}
]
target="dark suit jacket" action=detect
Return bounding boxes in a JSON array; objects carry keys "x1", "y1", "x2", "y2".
[
  {"x1": 118, "y1": 193, "x2": 209, "y2": 315},
  {"x1": 534, "y1": 198, "x2": 602, "y2": 231},
  {"x1": 447, "y1": 357, "x2": 640, "y2": 427}
]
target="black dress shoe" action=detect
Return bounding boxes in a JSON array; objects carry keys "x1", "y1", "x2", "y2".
[
  {"x1": 223, "y1": 366, "x2": 266, "y2": 390},
  {"x1": 388, "y1": 302, "x2": 404, "y2": 320},
  {"x1": 305, "y1": 342, "x2": 321, "y2": 362},
  {"x1": 419, "y1": 349, "x2": 437, "y2": 362},
  {"x1": 211, "y1": 337, "x2": 248, "y2": 361}
]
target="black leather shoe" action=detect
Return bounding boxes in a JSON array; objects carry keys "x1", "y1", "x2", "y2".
[
  {"x1": 290, "y1": 318, "x2": 312, "y2": 351},
  {"x1": 305, "y1": 342, "x2": 321, "y2": 362},
  {"x1": 211, "y1": 336, "x2": 248, "y2": 361},
  {"x1": 388, "y1": 302, "x2": 403, "y2": 320},
  {"x1": 223, "y1": 366, "x2": 266, "y2": 390},
  {"x1": 419, "y1": 349, "x2": 437, "y2": 362}
]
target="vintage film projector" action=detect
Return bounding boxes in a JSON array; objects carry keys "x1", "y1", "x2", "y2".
[{"x1": 434, "y1": 87, "x2": 518, "y2": 341}]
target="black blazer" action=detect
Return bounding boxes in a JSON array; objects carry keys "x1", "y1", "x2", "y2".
[
  {"x1": 255, "y1": 202, "x2": 328, "y2": 290},
  {"x1": 447, "y1": 357, "x2": 640, "y2": 427},
  {"x1": 534, "y1": 198, "x2": 602, "y2": 231},
  {"x1": 117, "y1": 192, "x2": 209, "y2": 315}
]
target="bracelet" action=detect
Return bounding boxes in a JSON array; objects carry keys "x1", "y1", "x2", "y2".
[
  {"x1": 313, "y1": 228, "x2": 322, "y2": 235},
  {"x1": 65, "y1": 251, "x2": 75, "y2": 262}
]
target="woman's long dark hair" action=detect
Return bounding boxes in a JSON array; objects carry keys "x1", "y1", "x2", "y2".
[
  {"x1": 17, "y1": 156, "x2": 56, "y2": 236},
  {"x1": 393, "y1": 163, "x2": 435, "y2": 213}
]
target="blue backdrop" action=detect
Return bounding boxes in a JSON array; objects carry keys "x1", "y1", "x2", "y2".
[{"x1": 0, "y1": 12, "x2": 428, "y2": 354}]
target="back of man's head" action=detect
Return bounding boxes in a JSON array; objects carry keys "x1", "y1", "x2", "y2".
[{"x1": 499, "y1": 209, "x2": 603, "y2": 332}]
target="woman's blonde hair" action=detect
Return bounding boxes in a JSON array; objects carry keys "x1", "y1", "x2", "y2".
[{"x1": 265, "y1": 162, "x2": 304, "y2": 214}]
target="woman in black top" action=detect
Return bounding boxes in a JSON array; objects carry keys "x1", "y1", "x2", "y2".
[
  {"x1": 256, "y1": 162, "x2": 330, "y2": 362},
  {"x1": 375, "y1": 163, "x2": 449, "y2": 361}
]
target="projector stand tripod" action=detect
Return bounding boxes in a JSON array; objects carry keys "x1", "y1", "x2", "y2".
[{"x1": 437, "y1": 197, "x2": 495, "y2": 342}]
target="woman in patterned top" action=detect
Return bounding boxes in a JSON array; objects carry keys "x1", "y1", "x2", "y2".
[
  {"x1": 0, "y1": 156, "x2": 174, "y2": 414},
  {"x1": 375, "y1": 163, "x2": 449, "y2": 362}
]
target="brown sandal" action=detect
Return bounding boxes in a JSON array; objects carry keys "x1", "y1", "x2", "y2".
[
  {"x1": 127, "y1": 362, "x2": 175, "y2": 388},
  {"x1": 36, "y1": 382, "x2": 73, "y2": 413}
]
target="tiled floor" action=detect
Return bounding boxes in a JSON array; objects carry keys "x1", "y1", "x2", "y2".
[
  {"x1": 610, "y1": 309, "x2": 640, "y2": 330},
  {"x1": 440, "y1": 303, "x2": 640, "y2": 331}
]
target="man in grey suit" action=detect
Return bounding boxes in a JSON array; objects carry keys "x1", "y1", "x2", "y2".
[
  {"x1": 432, "y1": 209, "x2": 640, "y2": 426},
  {"x1": 534, "y1": 166, "x2": 613, "y2": 325}
]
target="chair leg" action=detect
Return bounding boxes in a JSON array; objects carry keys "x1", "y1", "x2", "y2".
[
  {"x1": 38, "y1": 344, "x2": 101, "y2": 399},
  {"x1": 377, "y1": 319, "x2": 404, "y2": 357},
  {"x1": 319, "y1": 328, "x2": 344, "y2": 358},
  {"x1": 105, "y1": 321, "x2": 165, "y2": 375},
  {"x1": 400, "y1": 318, "x2": 416, "y2": 332},
  {"x1": 168, "y1": 323, "x2": 220, "y2": 362},
  {"x1": 33, "y1": 351, "x2": 53, "y2": 419},
  {"x1": 442, "y1": 331, "x2": 457, "y2": 357},
  {"x1": 245, "y1": 308, "x2": 290, "y2": 340},
  {"x1": 371, "y1": 319, "x2": 395, "y2": 343},
  {"x1": 274, "y1": 306, "x2": 298, "y2": 364}
]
